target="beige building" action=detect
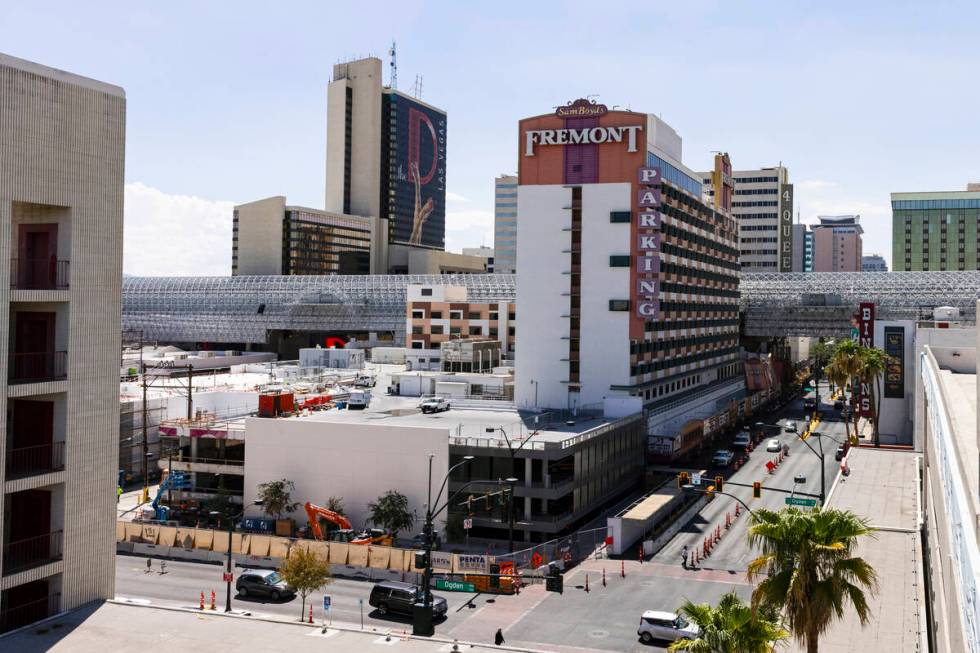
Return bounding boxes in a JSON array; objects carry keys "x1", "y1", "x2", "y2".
[
  {"x1": 811, "y1": 215, "x2": 863, "y2": 272},
  {"x1": 493, "y1": 174, "x2": 517, "y2": 274},
  {"x1": 232, "y1": 196, "x2": 386, "y2": 276},
  {"x1": 406, "y1": 285, "x2": 515, "y2": 356},
  {"x1": 0, "y1": 53, "x2": 125, "y2": 632}
]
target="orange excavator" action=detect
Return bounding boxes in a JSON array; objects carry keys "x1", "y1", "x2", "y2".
[
  {"x1": 304, "y1": 502, "x2": 357, "y2": 543},
  {"x1": 303, "y1": 502, "x2": 394, "y2": 546}
]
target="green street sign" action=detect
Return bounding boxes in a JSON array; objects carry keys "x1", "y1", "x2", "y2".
[
  {"x1": 435, "y1": 579, "x2": 476, "y2": 593},
  {"x1": 785, "y1": 497, "x2": 817, "y2": 507}
]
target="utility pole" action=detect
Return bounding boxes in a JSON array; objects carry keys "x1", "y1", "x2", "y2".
[
  {"x1": 141, "y1": 363, "x2": 149, "y2": 504},
  {"x1": 187, "y1": 364, "x2": 193, "y2": 419}
]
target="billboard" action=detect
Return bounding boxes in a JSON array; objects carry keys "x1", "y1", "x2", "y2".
[
  {"x1": 883, "y1": 326, "x2": 905, "y2": 399},
  {"x1": 385, "y1": 93, "x2": 447, "y2": 249},
  {"x1": 856, "y1": 302, "x2": 875, "y2": 417},
  {"x1": 779, "y1": 183, "x2": 794, "y2": 272}
]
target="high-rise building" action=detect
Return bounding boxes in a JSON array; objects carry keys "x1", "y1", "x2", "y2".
[
  {"x1": 790, "y1": 224, "x2": 814, "y2": 272},
  {"x1": 811, "y1": 215, "x2": 863, "y2": 272},
  {"x1": 862, "y1": 254, "x2": 888, "y2": 272},
  {"x1": 493, "y1": 175, "x2": 518, "y2": 273},
  {"x1": 891, "y1": 186, "x2": 980, "y2": 271},
  {"x1": 325, "y1": 57, "x2": 447, "y2": 260},
  {"x1": 232, "y1": 196, "x2": 382, "y2": 276},
  {"x1": 701, "y1": 165, "x2": 791, "y2": 273},
  {"x1": 0, "y1": 53, "x2": 125, "y2": 632},
  {"x1": 515, "y1": 100, "x2": 740, "y2": 412}
]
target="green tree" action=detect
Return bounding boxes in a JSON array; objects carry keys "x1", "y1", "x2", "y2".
[
  {"x1": 324, "y1": 496, "x2": 346, "y2": 516},
  {"x1": 747, "y1": 507, "x2": 878, "y2": 653},
  {"x1": 829, "y1": 340, "x2": 863, "y2": 443},
  {"x1": 855, "y1": 347, "x2": 890, "y2": 447},
  {"x1": 278, "y1": 546, "x2": 331, "y2": 620},
  {"x1": 667, "y1": 591, "x2": 788, "y2": 653},
  {"x1": 810, "y1": 339, "x2": 833, "y2": 391},
  {"x1": 367, "y1": 490, "x2": 414, "y2": 538},
  {"x1": 823, "y1": 357, "x2": 851, "y2": 443},
  {"x1": 257, "y1": 479, "x2": 299, "y2": 519}
]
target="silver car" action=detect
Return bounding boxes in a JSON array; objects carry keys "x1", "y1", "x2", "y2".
[{"x1": 638, "y1": 610, "x2": 699, "y2": 644}]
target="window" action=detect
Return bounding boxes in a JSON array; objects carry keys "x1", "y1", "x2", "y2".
[
  {"x1": 420, "y1": 288, "x2": 433, "y2": 297},
  {"x1": 430, "y1": 325, "x2": 444, "y2": 335},
  {"x1": 467, "y1": 311, "x2": 481, "y2": 320},
  {"x1": 469, "y1": 326, "x2": 482, "y2": 336},
  {"x1": 411, "y1": 341, "x2": 424, "y2": 349},
  {"x1": 412, "y1": 326, "x2": 423, "y2": 335},
  {"x1": 411, "y1": 310, "x2": 424, "y2": 319},
  {"x1": 489, "y1": 312, "x2": 498, "y2": 321},
  {"x1": 609, "y1": 255, "x2": 631, "y2": 267},
  {"x1": 431, "y1": 311, "x2": 442, "y2": 319},
  {"x1": 450, "y1": 327, "x2": 461, "y2": 335},
  {"x1": 609, "y1": 300, "x2": 630, "y2": 311},
  {"x1": 610, "y1": 211, "x2": 631, "y2": 223},
  {"x1": 450, "y1": 310, "x2": 462, "y2": 320}
]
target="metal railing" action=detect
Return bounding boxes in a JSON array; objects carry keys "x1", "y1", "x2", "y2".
[
  {"x1": 3, "y1": 530, "x2": 64, "y2": 575},
  {"x1": 10, "y1": 258, "x2": 70, "y2": 290},
  {"x1": 5, "y1": 442, "x2": 65, "y2": 478},
  {"x1": 0, "y1": 592, "x2": 60, "y2": 634},
  {"x1": 9, "y1": 351, "x2": 67, "y2": 383},
  {"x1": 162, "y1": 455, "x2": 244, "y2": 467}
]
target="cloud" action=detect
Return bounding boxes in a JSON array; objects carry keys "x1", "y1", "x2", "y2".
[
  {"x1": 124, "y1": 182, "x2": 235, "y2": 276},
  {"x1": 445, "y1": 191, "x2": 470, "y2": 203},
  {"x1": 796, "y1": 179, "x2": 837, "y2": 190},
  {"x1": 445, "y1": 207, "x2": 493, "y2": 253}
]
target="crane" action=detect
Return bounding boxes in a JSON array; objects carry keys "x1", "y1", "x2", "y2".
[
  {"x1": 144, "y1": 471, "x2": 191, "y2": 521},
  {"x1": 303, "y1": 502, "x2": 357, "y2": 543}
]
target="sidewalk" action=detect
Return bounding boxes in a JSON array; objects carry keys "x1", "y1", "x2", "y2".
[{"x1": 116, "y1": 485, "x2": 157, "y2": 521}]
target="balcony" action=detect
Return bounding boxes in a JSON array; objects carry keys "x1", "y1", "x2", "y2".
[
  {"x1": 0, "y1": 592, "x2": 60, "y2": 634},
  {"x1": 9, "y1": 352, "x2": 67, "y2": 384},
  {"x1": 3, "y1": 530, "x2": 63, "y2": 575},
  {"x1": 5, "y1": 442, "x2": 65, "y2": 480},
  {"x1": 10, "y1": 259, "x2": 70, "y2": 290}
]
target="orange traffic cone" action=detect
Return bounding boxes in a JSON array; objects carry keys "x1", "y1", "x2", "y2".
[
  {"x1": 210, "y1": 590, "x2": 216, "y2": 611},
  {"x1": 200, "y1": 592, "x2": 204, "y2": 610},
  {"x1": 308, "y1": 604, "x2": 313, "y2": 623}
]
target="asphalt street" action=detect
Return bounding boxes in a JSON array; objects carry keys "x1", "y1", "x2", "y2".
[{"x1": 114, "y1": 554, "x2": 488, "y2": 634}]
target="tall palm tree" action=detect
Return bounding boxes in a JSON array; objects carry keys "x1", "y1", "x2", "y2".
[
  {"x1": 747, "y1": 508, "x2": 878, "y2": 653},
  {"x1": 855, "y1": 347, "x2": 889, "y2": 447},
  {"x1": 829, "y1": 340, "x2": 862, "y2": 443},
  {"x1": 810, "y1": 339, "x2": 833, "y2": 394},
  {"x1": 668, "y1": 591, "x2": 788, "y2": 653},
  {"x1": 823, "y1": 357, "x2": 851, "y2": 443}
]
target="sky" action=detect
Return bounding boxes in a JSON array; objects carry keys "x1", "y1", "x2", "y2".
[{"x1": 3, "y1": 1, "x2": 979, "y2": 275}]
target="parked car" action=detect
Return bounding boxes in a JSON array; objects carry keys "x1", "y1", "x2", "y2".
[
  {"x1": 732, "y1": 432, "x2": 751, "y2": 449},
  {"x1": 835, "y1": 444, "x2": 847, "y2": 461},
  {"x1": 711, "y1": 450, "x2": 735, "y2": 467},
  {"x1": 369, "y1": 581, "x2": 448, "y2": 618},
  {"x1": 419, "y1": 396, "x2": 450, "y2": 413},
  {"x1": 637, "y1": 610, "x2": 700, "y2": 644},
  {"x1": 803, "y1": 398, "x2": 817, "y2": 411},
  {"x1": 766, "y1": 439, "x2": 781, "y2": 452},
  {"x1": 784, "y1": 420, "x2": 798, "y2": 433},
  {"x1": 833, "y1": 400, "x2": 844, "y2": 410},
  {"x1": 236, "y1": 569, "x2": 294, "y2": 600}
]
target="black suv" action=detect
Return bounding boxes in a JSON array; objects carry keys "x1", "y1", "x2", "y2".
[
  {"x1": 236, "y1": 569, "x2": 294, "y2": 600},
  {"x1": 369, "y1": 581, "x2": 448, "y2": 618}
]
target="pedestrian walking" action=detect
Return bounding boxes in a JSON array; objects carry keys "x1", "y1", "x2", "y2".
[
  {"x1": 494, "y1": 628, "x2": 505, "y2": 646},
  {"x1": 681, "y1": 545, "x2": 689, "y2": 569}
]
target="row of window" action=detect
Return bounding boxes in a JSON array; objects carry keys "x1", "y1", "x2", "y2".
[
  {"x1": 893, "y1": 199, "x2": 980, "y2": 210},
  {"x1": 642, "y1": 317, "x2": 739, "y2": 332},
  {"x1": 661, "y1": 281, "x2": 740, "y2": 299},
  {"x1": 662, "y1": 242, "x2": 740, "y2": 272},
  {"x1": 735, "y1": 213, "x2": 778, "y2": 220},
  {"x1": 630, "y1": 345, "x2": 739, "y2": 377},
  {"x1": 661, "y1": 262, "x2": 738, "y2": 286},
  {"x1": 734, "y1": 188, "x2": 778, "y2": 195},
  {"x1": 732, "y1": 201, "x2": 778, "y2": 207},
  {"x1": 661, "y1": 222, "x2": 739, "y2": 259},
  {"x1": 740, "y1": 237, "x2": 777, "y2": 243},
  {"x1": 740, "y1": 224, "x2": 777, "y2": 232},
  {"x1": 740, "y1": 248, "x2": 777, "y2": 255},
  {"x1": 630, "y1": 332, "x2": 735, "y2": 355},
  {"x1": 659, "y1": 300, "x2": 739, "y2": 313}
]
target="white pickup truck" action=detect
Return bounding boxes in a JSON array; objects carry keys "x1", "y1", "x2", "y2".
[
  {"x1": 419, "y1": 396, "x2": 450, "y2": 414},
  {"x1": 347, "y1": 389, "x2": 371, "y2": 410}
]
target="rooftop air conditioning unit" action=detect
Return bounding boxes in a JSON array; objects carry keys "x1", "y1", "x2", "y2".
[{"x1": 933, "y1": 306, "x2": 960, "y2": 321}]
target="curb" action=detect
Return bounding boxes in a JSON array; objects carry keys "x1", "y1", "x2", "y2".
[{"x1": 107, "y1": 598, "x2": 557, "y2": 653}]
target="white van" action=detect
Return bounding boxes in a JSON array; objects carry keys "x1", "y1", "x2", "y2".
[{"x1": 347, "y1": 389, "x2": 371, "y2": 409}]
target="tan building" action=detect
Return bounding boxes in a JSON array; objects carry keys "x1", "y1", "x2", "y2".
[
  {"x1": 0, "y1": 53, "x2": 125, "y2": 631},
  {"x1": 406, "y1": 285, "x2": 514, "y2": 356},
  {"x1": 811, "y1": 215, "x2": 863, "y2": 272},
  {"x1": 232, "y1": 196, "x2": 385, "y2": 275}
]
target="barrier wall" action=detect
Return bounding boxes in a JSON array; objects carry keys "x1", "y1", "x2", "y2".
[{"x1": 116, "y1": 521, "x2": 492, "y2": 574}]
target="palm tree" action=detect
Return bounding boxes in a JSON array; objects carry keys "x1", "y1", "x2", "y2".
[
  {"x1": 855, "y1": 347, "x2": 889, "y2": 447},
  {"x1": 747, "y1": 508, "x2": 878, "y2": 653},
  {"x1": 668, "y1": 591, "x2": 788, "y2": 652},
  {"x1": 823, "y1": 357, "x2": 851, "y2": 444},
  {"x1": 810, "y1": 339, "x2": 833, "y2": 394},
  {"x1": 829, "y1": 340, "x2": 862, "y2": 443}
]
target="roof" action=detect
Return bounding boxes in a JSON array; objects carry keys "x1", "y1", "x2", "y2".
[
  {"x1": 0, "y1": 51, "x2": 125, "y2": 97},
  {"x1": 642, "y1": 610, "x2": 678, "y2": 620}
]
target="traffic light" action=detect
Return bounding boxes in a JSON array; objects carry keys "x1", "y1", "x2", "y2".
[
  {"x1": 677, "y1": 471, "x2": 690, "y2": 488},
  {"x1": 545, "y1": 565, "x2": 563, "y2": 594},
  {"x1": 715, "y1": 475, "x2": 724, "y2": 492},
  {"x1": 706, "y1": 485, "x2": 716, "y2": 501},
  {"x1": 752, "y1": 481, "x2": 761, "y2": 499}
]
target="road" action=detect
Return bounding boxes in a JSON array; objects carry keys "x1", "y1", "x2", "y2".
[
  {"x1": 496, "y1": 385, "x2": 846, "y2": 653},
  {"x1": 115, "y1": 554, "x2": 486, "y2": 634}
]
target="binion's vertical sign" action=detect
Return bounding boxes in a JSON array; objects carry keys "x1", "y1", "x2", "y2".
[
  {"x1": 634, "y1": 166, "x2": 662, "y2": 322},
  {"x1": 855, "y1": 302, "x2": 875, "y2": 417}
]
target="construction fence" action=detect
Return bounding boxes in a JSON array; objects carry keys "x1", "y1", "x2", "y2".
[
  {"x1": 116, "y1": 521, "x2": 494, "y2": 576},
  {"x1": 494, "y1": 527, "x2": 608, "y2": 572}
]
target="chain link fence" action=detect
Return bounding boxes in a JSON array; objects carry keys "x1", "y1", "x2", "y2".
[{"x1": 494, "y1": 527, "x2": 607, "y2": 573}]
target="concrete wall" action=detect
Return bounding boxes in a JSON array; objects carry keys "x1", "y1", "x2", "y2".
[
  {"x1": 874, "y1": 320, "x2": 915, "y2": 444},
  {"x1": 0, "y1": 53, "x2": 125, "y2": 611},
  {"x1": 232, "y1": 196, "x2": 284, "y2": 275},
  {"x1": 515, "y1": 185, "x2": 574, "y2": 410},
  {"x1": 914, "y1": 325, "x2": 975, "y2": 452},
  {"x1": 243, "y1": 417, "x2": 449, "y2": 533}
]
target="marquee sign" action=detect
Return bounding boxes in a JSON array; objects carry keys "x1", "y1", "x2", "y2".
[
  {"x1": 524, "y1": 124, "x2": 643, "y2": 156},
  {"x1": 555, "y1": 98, "x2": 609, "y2": 118},
  {"x1": 634, "y1": 166, "x2": 662, "y2": 321}
]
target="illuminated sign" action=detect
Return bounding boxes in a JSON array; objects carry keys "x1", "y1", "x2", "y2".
[
  {"x1": 856, "y1": 302, "x2": 875, "y2": 417},
  {"x1": 633, "y1": 166, "x2": 662, "y2": 321},
  {"x1": 779, "y1": 184, "x2": 794, "y2": 272},
  {"x1": 555, "y1": 98, "x2": 609, "y2": 118},
  {"x1": 524, "y1": 125, "x2": 643, "y2": 156},
  {"x1": 883, "y1": 326, "x2": 905, "y2": 399}
]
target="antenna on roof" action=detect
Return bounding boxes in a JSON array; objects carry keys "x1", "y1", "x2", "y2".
[
  {"x1": 388, "y1": 40, "x2": 397, "y2": 89},
  {"x1": 412, "y1": 74, "x2": 423, "y2": 99}
]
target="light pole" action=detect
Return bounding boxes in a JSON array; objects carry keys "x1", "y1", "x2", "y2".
[
  {"x1": 506, "y1": 476, "x2": 518, "y2": 553},
  {"x1": 496, "y1": 427, "x2": 541, "y2": 553},
  {"x1": 417, "y1": 454, "x2": 474, "y2": 636},
  {"x1": 530, "y1": 380, "x2": 538, "y2": 408},
  {"x1": 212, "y1": 499, "x2": 263, "y2": 613},
  {"x1": 681, "y1": 484, "x2": 756, "y2": 517},
  {"x1": 795, "y1": 430, "x2": 845, "y2": 505}
]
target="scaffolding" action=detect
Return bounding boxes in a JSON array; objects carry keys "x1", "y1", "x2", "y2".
[
  {"x1": 123, "y1": 274, "x2": 517, "y2": 345},
  {"x1": 740, "y1": 271, "x2": 980, "y2": 336}
]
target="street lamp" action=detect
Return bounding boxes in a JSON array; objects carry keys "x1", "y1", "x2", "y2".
[
  {"x1": 795, "y1": 430, "x2": 846, "y2": 505},
  {"x1": 505, "y1": 477, "x2": 518, "y2": 554},
  {"x1": 417, "y1": 454, "x2": 474, "y2": 636},
  {"x1": 529, "y1": 379, "x2": 538, "y2": 408},
  {"x1": 496, "y1": 427, "x2": 541, "y2": 553},
  {"x1": 211, "y1": 499, "x2": 263, "y2": 613}
]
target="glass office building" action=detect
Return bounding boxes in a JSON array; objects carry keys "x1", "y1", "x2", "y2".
[{"x1": 891, "y1": 189, "x2": 980, "y2": 271}]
